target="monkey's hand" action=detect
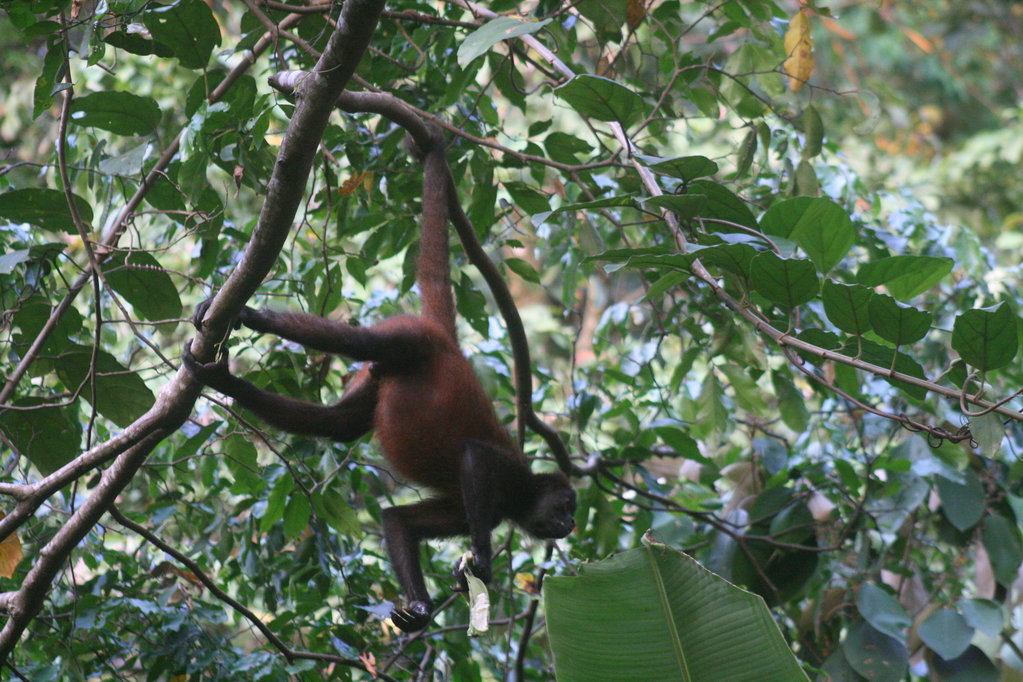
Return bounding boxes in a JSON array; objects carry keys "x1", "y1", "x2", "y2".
[
  {"x1": 182, "y1": 340, "x2": 236, "y2": 394},
  {"x1": 191, "y1": 296, "x2": 245, "y2": 332},
  {"x1": 390, "y1": 600, "x2": 431, "y2": 633}
]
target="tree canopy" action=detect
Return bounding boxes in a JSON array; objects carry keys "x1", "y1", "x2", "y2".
[{"x1": 1, "y1": 0, "x2": 1023, "y2": 679}]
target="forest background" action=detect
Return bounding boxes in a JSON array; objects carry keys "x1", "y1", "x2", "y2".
[{"x1": 2, "y1": 0, "x2": 1023, "y2": 680}]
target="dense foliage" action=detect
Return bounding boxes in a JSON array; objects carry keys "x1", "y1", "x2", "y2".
[{"x1": 2, "y1": 0, "x2": 1023, "y2": 679}]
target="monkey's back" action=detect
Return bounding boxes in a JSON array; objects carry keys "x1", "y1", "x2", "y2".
[{"x1": 372, "y1": 318, "x2": 517, "y2": 494}]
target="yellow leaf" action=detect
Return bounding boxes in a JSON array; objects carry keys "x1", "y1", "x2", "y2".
[
  {"x1": 783, "y1": 10, "x2": 815, "y2": 93},
  {"x1": 0, "y1": 514, "x2": 23, "y2": 579},
  {"x1": 340, "y1": 170, "x2": 371, "y2": 197}
]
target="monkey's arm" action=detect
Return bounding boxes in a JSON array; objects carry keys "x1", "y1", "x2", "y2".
[
  {"x1": 457, "y1": 440, "x2": 510, "y2": 586},
  {"x1": 381, "y1": 497, "x2": 468, "y2": 632},
  {"x1": 182, "y1": 342, "x2": 376, "y2": 441}
]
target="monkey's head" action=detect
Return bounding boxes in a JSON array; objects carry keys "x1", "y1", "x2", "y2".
[{"x1": 518, "y1": 473, "x2": 576, "y2": 539}]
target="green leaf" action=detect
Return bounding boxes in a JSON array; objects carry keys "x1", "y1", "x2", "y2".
[
  {"x1": 0, "y1": 398, "x2": 82, "y2": 475},
  {"x1": 144, "y1": 0, "x2": 222, "y2": 69},
  {"x1": 981, "y1": 514, "x2": 1023, "y2": 587},
  {"x1": 644, "y1": 194, "x2": 708, "y2": 220},
  {"x1": 951, "y1": 303, "x2": 1018, "y2": 372},
  {"x1": 105, "y1": 251, "x2": 183, "y2": 321},
  {"x1": 505, "y1": 257, "x2": 541, "y2": 283},
  {"x1": 636, "y1": 154, "x2": 719, "y2": 182},
  {"x1": 554, "y1": 75, "x2": 646, "y2": 126},
  {"x1": 857, "y1": 583, "x2": 910, "y2": 640},
  {"x1": 545, "y1": 537, "x2": 810, "y2": 681},
  {"x1": 969, "y1": 411, "x2": 1004, "y2": 457},
  {"x1": 533, "y1": 196, "x2": 640, "y2": 227},
  {"x1": 544, "y1": 131, "x2": 594, "y2": 163},
  {"x1": 53, "y1": 345, "x2": 156, "y2": 427},
  {"x1": 851, "y1": 339, "x2": 928, "y2": 401},
  {"x1": 719, "y1": 364, "x2": 768, "y2": 413},
  {"x1": 223, "y1": 434, "x2": 264, "y2": 495},
  {"x1": 689, "y1": 179, "x2": 759, "y2": 230},
  {"x1": 771, "y1": 369, "x2": 809, "y2": 433},
  {"x1": 931, "y1": 646, "x2": 999, "y2": 681},
  {"x1": 959, "y1": 599, "x2": 1002, "y2": 637},
  {"x1": 504, "y1": 181, "x2": 550, "y2": 214},
  {"x1": 868, "y1": 293, "x2": 931, "y2": 346},
  {"x1": 935, "y1": 469, "x2": 985, "y2": 531},
  {"x1": 750, "y1": 252, "x2": 819, "y2": 309},
  {"x1": 457, "y1": 17, "x2": 552, "y2": 68},
  {"x1": 69, "y1": 91, "x2": 161, "y2": 135},
  {"x1": 261, "y1": 474, "x2": 294, "y2": 533},
  {"x1": 822, "y1": 280, "x2": 873, "y2": 335},
  {"x1": 312, "y1": 487, "x2": 361, "y2": 536},
  {"x1": 842, "y1": 621, "x2": 908, "y2": 682},
  {"x1": 735, "y1": 127, "x2": 757, "y2": 179},
  {"x1": 0, "y1": 188, "x2": 94, "y2": 233},
  {"x1": 760, "y1": 197, "x2": 855, "y2": 272},
  {"x1": 857, "y1": 255, "x2": 954, "y2": 301},
  {"x1": 801, "y1": 105, "x2": 823, "y2": 159},
  {"x1": 283, "y1": 494, "x2": 311, "y2": 540},
  {"x1": 918, "y1": 609, "x2": 973, "y2": 661}
]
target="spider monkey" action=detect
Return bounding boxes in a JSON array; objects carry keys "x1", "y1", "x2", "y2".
[{"x1": 183, "y1": 126, "x2": 576, "y2": 633}]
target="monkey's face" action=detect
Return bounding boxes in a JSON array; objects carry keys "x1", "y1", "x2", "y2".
[{"x1": 521, "y1": 475, "x2": 576, "y2": 539}]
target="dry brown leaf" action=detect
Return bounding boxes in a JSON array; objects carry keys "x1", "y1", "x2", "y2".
[
  {"x1": 626, "y1": 0, "x2": 645, "y2": 31},
  {"x1": 0, "y1": 513, "x2": 23, "y2": 579}
]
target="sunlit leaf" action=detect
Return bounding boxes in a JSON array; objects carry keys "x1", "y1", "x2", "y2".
[
  {"x1": 857, "y1": 255, "x2": 954, "y2": 300},
  {"x1": 750, "y1": 252, "x2": 819, "y2": 309},
  {"x1": 457, "y1": 17, "x2": 552, "y2": 68},
  {"x1": 868, "y1": 293, "x2": 931, "y2": 346},
  {"x1": 952, "y1": 303, "x2": 1018, "y2": 372}
]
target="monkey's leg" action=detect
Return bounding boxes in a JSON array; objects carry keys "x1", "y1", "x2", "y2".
[
  {"x1": 183, "y1": 342, "x2": 376, "y2": 441},
  {"x1": 381, "y1": 497, "x2": 468, "y2": 632}
]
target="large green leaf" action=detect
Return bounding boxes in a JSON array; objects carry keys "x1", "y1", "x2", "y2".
[
  {"x1": 822, "y1": 280, "x2": 873, "y2": 335},
  {"x1": 857, "y1": 255, "x2": 953, "y2": 300},
  {"x1": 0, "y1": 398, "x2": 82, "y2": 475},
  {"x1": 69, "y1": 91, "x2": 161, "y2": 136},
  {"x1": 868, "y1": 293, "x2": 932, "y2": 346},
  {"x1": 760, "y1": 197, "x2": 856, "y2": 272},
  {"x1": 143, "y1": 0, "x2": 221, "y2": 69},
  {"x1": 0, "y1": 188, "x2": 94, "y2": 233},
  {"x1": 545, "y1": 536, "x2": 809, "y2": 681},
  {"x1": 842, "y1": 621, "x2": 908, "y2": 682},
  {"x1": 750, "y1": 252, "x2": 819, "y2": 309},
  {"x1": 105, "y1": 251, "x2": 183, "y2": 321},
  {"x1": 532, "y1": 195, "x2": 640, "y2": 227},
  {"x1": 637, "y1": 154, "x2": 719, "y2": 182},
  {"x1": 856, "y1": 583, "x2": 910, "y2": 640},
  {"x1": 457, "y1": 17, "x2": 552, "y2": 67},
  {"x1": 53, "y1": 345, "x2": 156, "y2": 428},
  {"x1": 688, "y1": 179, "x2": 759, "y2": 230},
  {"x1": 982, "y1": 515, "x2": 1023, "y2": 587},
  {"x1": 951, "y1": 303, "x2": 1018, "y2": 372},
  {"x1": 935, "y1": 469, "x2": 985, "y2": 531},
  {"x1": 554, "y1": 75, "x2": 646, "y2": 126},
  {"x1": 918, "y1": 609, "x2": 973, "y2": 661}
]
